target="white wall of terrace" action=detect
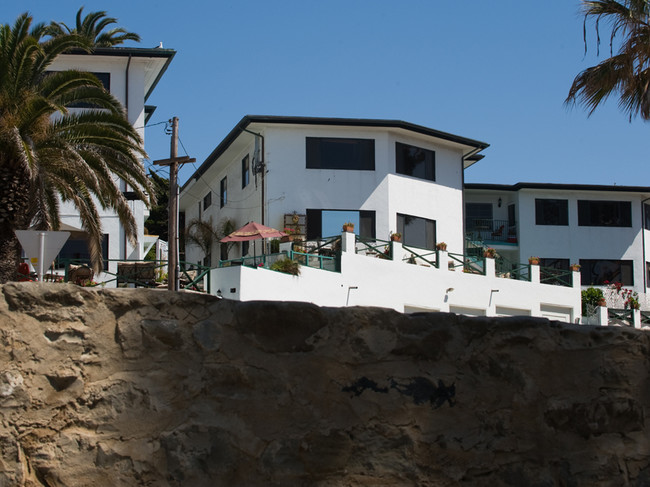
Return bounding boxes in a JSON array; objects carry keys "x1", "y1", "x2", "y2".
[{"x1": 210, "y1": 231, "x2": 582, "y2": 321}]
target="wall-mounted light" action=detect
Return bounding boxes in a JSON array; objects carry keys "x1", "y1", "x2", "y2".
[
  {"x1": 498, "y1": 197, "x2": 502, "y2": 208},
  {"x1": 445, "y1": 288, "x2": 454, "y2": 293}
]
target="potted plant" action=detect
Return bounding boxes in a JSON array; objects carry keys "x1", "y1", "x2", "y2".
[
  {"x1": 483, "y1": 247, "x2": 497, "y2": 258},
  {"x1": 282, "y1": 227, "x2": 301, "y2": 242},
  {"x1": 390, "y1": 231, "x2": 402, "y2": 242},
  {"x1": 598, "y1": 298, "x2": 607, "y2": 307},
  {"x1": 342, "y1": 222, "x2": 354, "y2": 232},
  {"x1": 436, "y1": 242, "x2": 447, "y2": 251},
  {"x1": 570, "y1": 263, "x2": 581, "y2": 271},
  {"x1": 528, "y1": 256, "x2": 540, "y2": 265}
]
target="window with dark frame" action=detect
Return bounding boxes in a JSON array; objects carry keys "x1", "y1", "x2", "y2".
[
  {"x1": 539, "y1": 258, "x2": 571, "y2": 285},
  {"x1": 396, "y1": 213, "x2": 436, "y2": 250},
  {"x1": 579, "y1": 259, "x2": 634, "y2": 286},
  {"x1": 306, "y1": 137, "x2": 375, "y2": 170},
  {"x1": 535, "y1": 199, "x2": 568, "y2": 225},
  {"x1": 242, "y1": 154, "x2": 250, "y2": 189},
  {"x1": 203, "y1": 192, "x2": 212, "y2": 210},
  {"x1": 644, "y1": 203, "x2": 650, "y2": 230},
  {"x1": 395, "y1": 142, "x2": 435, "y2": 181},
  {"x1": 465, "y1": 203, "x2": 493, "y2": 231},
  {"x1": 305, "y1": 209, "x2": 375, "y2": 240},
  {"x1": 55, "y1": 234, "x2": 109, "y2": 270},
  {"x1": 578, "y1": 200, "x2": 632, "y2": 227},
  {"x1": 220, "y1": 177, "x2": 227, "y2": 208}
]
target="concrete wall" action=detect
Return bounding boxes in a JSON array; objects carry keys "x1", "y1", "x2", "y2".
[
  {"x1": 49, "y1": 54, "x2": 150, "y2": 265},
  {"x1": 211, "y1": 232, "x2": 582, "y2": 321}
]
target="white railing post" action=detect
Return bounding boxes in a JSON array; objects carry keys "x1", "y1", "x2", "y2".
[
  {"x1": 572, "y1": 270, "x2": 581, "y2": 288},
  {"x1": 530, "y1": 264, "x2": 540, "y2": 284},
  {"x1": 485, "y1": 257, "x2": 496, "y2": 277},
  {"x1": 391, "y1": 240, "x2": 404, "y2": 263},
  {"x1": 341, "y1": 230, "x2": 356, "y2": 253},
  {"x1": 437, "y1": 250, "x2": 448, "y2": 270},
  {"x1": 633, "y1": 309, "x2": 641, "y2": 329},
  {"x1": 597, "y1": 305, "x2": 608, "y2": 326}
]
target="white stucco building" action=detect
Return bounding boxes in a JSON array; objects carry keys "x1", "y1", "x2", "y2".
[
  {"x1": 50, "y1": 46, "x2": 175, "y2": 273},
  {"x1": 464, "y1": 183, "x2": 650, "y2": 295},
  {"x1": 179, "y1": 116, "x2": 589, "y2": 321}
]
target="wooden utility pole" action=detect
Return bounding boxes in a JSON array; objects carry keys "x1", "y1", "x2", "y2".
[{"x1": 154, "y1": 117, "x2": 195, "y2": 291}]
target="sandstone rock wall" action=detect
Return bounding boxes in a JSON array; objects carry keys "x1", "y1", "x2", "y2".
[{"x1": 0, "y1": 282, "x2": 649, "y2": 486}]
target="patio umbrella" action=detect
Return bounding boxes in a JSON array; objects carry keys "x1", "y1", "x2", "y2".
[{"x1": 220, "y1": 221, "x2": 287, "y2": 264}]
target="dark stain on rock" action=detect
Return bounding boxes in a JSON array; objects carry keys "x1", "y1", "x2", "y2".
[
  {"x1": 390, "y1": 377, "x2": 456, "y2": 409},
  {"x1": 342, "y1": 377, "x2": 389, "y2": 397},
  {"x1": 342, "y1": 376, "x2": 455, "y2": 409}
]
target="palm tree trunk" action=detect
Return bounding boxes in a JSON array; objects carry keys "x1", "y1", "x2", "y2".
[
  {"x1": 0, "y1": 221, "x2": 22, "y2": 283},
  {"x1": 0, "y1": 166, "x2": 31, "y2": 283}
]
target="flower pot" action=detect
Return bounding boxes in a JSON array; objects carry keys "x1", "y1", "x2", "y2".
[
  {"x1": 343, "y1": 225, "x2": 354, "y2": 233},
  {"x1": 390, "y1": 235, "x2": 401, "y2": 242},
  {"x1": 528, "y1": 259, "x2": 540, "y2": 265}
]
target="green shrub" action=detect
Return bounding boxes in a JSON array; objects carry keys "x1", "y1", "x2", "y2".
[
  {"x1": 581, "y1": 287, "x2": 604, "y2": 315},
  {"x1": 270, "y1": 258, "x2": 300, "y2": 276}
]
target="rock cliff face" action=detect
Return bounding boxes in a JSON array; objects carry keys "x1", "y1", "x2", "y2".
[{"x1": 0, "y1": 282, "x2": 649, "y2": 486}]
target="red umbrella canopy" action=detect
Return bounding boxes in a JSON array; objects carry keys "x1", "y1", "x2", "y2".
[{"x1": 220, "y1": 221, "x2": 287, "y2": 242}]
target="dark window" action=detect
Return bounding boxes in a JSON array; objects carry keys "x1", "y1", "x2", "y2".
[
  {"x1": 397, "y1": 213, "x2": 436, "y2": 250},
  {"x1": 395, "y1": 142, "x2": 435, "y2": 181},
  {"x1": 647, "y1": 262, "x2": 650, "y2": 286},
  {"x1": 578, "y1": 200, "x2": 631, "y2": 227},
  {"x1": 306, "y1": 209, "x2": 375, "y2": 239},
  {"x1": 306, "y1": 137, "x2": 375, "y2": 170},
  {"x1": 220, "y1": 177, "x2": 227, "y2": 207},
  {"x1": 465, "y1": 203, "x2": 493, "y2": 231},
  {"x1": 68, "y1": 72, "x2": 110, "y2": 108},
  {"x1": 508, "y1": 204, "x2": 516, "y2": 227},
  {"x1": 580, "y1": 259, "x2": 634, "y2": 286},
  {"x1": 242, "y1": 155, "x2": 250, "y2": 189},
  {"x1": 644, "y1": 203, "x2": 650, "y2": 230},
  {"x1": 203, "y1": 192, "x2": 212, "y2": 210},
  {"x1": 220, "y1": 243, "x2": 228, "y2": 261},
  {"x1": 540, "y1": 258, "x2": 571, "y2": 285},
  {"x1": 242, "y1": 241, "x2": 249, "y2": 256},
  {"x1": 535, "y1": 199, "x2": 568, "y2": 225},
  {"x1": 203, "y1": 254, "x2": 212, "y2": 267},
  {"x1": 56, "y1": 234, "x2": 109, "y2": 270}
]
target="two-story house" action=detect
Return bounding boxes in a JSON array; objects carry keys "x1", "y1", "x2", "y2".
[
  {"x1": 464, "y1": 183, "x2": 650, "y2": 296},
  {"x1": 179, "y1": 116, "x2": 584, "y2": 321},
  {"x1": 50, "y1": 46, "x2": 175, "y2": 272},
  {"x1": 181, "y1": 115, "x2": 488, "y2": 261}
]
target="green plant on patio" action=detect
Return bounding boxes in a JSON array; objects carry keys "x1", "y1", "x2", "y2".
[{"x1": 270, "y1": 257, "x2": 301, "y2": 276}]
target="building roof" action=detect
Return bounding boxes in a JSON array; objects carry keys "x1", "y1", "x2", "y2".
[
  {"x1": 187, "y1": 115, "x2": 490, "y2": 186},
  {"x1": 61, "y1": 46, "x2": 176, "y2": 101},
  {"x1": 465, "y1": 182, "x2": 650, "y2": 194}
]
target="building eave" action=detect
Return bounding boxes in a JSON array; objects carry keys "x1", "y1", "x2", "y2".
[
  {"x1": 59, "y1": 46, "x2": 176, "y2": 101},
  {"x1": 465, "y1": 182, "x2": 650, "y2": 194},
  {"x1": 185, "y1": 115, "x2": 490, "y2": 188}
]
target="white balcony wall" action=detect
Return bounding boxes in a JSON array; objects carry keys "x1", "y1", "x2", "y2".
[
  {"x1": 211, "y1": 235, "x2": 581, "y2": 321},
  {"x1": 50, "y1": 54, "x2": 150, "y2": 262}
]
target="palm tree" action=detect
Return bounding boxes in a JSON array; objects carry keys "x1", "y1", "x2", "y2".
[
  {"x1": 0, "y1": 13, "x2": 152, "y2": 282},
  {"x1": 566, "y1": 0, "x2": 650, "y2": 120},
  {"x1": 45, "y1": 7, "x2": 141, "y2": 47}
]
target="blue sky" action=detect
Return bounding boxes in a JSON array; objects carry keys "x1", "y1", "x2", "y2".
[{"x1": 7, "y1": 1, "x2": 650, "y2": 187}]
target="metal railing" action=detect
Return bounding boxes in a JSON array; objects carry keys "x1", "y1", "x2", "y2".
[
  {"x1": 289, "y1": 250, "x2": 337, "y2": 271},
  {"x1": 401, "y1": 244, "x2": 439, "y2": 268},
  {"x1": 55, "y1": 258, "x2": 210, "y2": 292},
  {"x1": 466, "y1": 219, "x2": 517, "y2": 243},
  {"x1": 608, "y1": 308, "x2": 633, "y2": 326},
  {"x1": 539, "y1": 267, "x2": 573, "y2": 287},
  {"x1": 355, "y1": 236, "x2": 392, "y2": 259},
  {"x1": 495, "y1": 256, "x2": 531, "y2": 282},
  {"x1": 447, "y1": 252, "x2": 485, "y2": 275},
  {"x1": 219, "y1": 252, "x2": 288, "y2": 269}
]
